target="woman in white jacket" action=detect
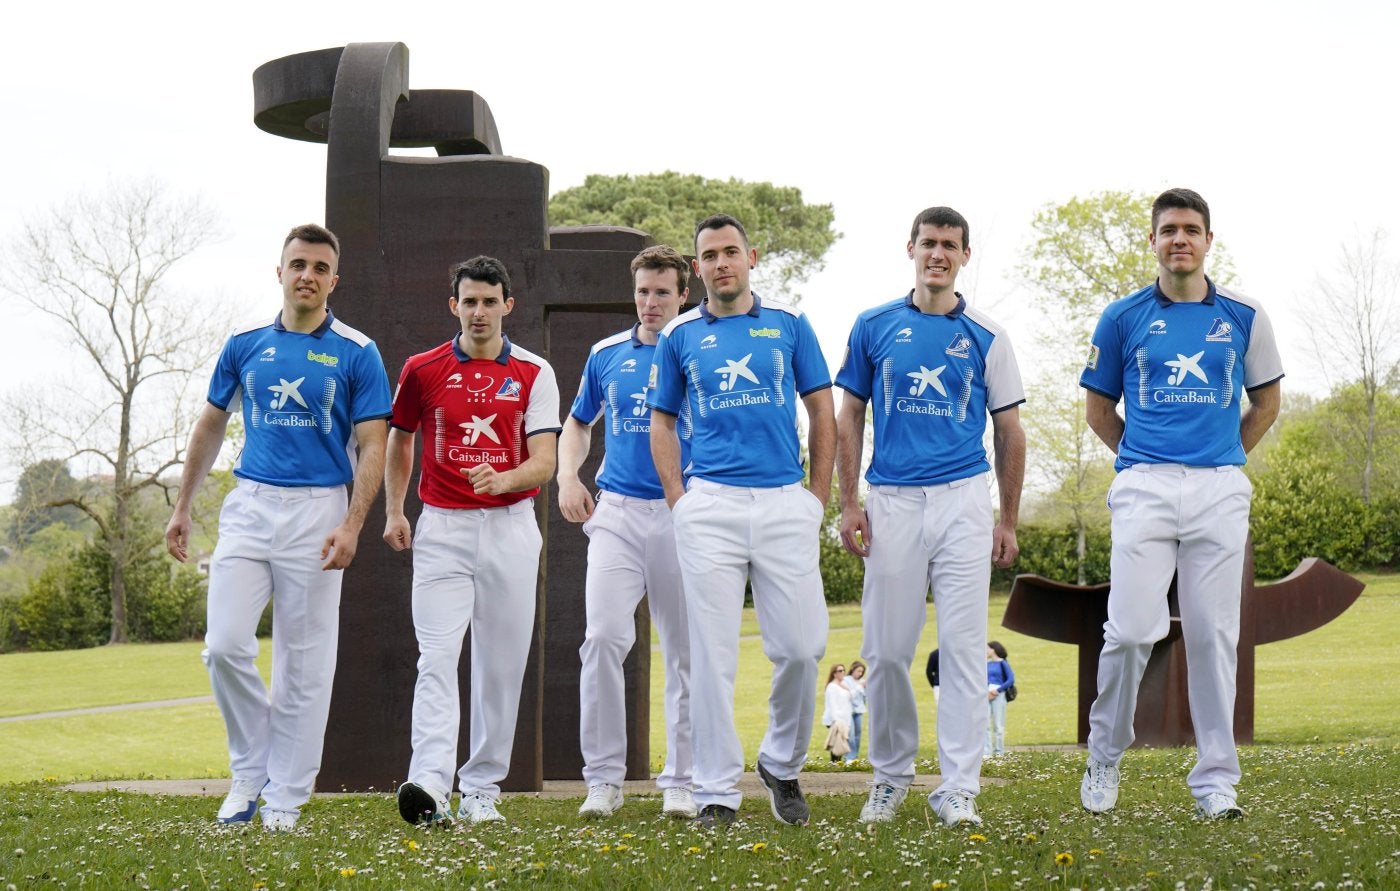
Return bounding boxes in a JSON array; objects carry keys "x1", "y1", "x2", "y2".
[{"x1": 822, "y1": 664, "x2": 853, "y2": 761}]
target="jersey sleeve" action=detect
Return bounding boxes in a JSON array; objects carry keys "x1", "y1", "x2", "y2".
[
  {"x1": 389, "y1": 359, "x2": 423, "y2": 433},
  {"x1": 833, "y1": 316, "x2": 873, "y2": 400},
  {"x1": 568, "y1": 348, "x2": 606, "y2": 425},
  {"x1": 1243, "y1": 304, "x2": 1285, "y2": 390},
  {"x1": 792, "y1": 311, "x2": 833, "y2": 396},
  {"x1": 524, "y1": 361, "x2": 562, "y2": 436},
  {"x1": 985, "y1": 330, "x2": 1027, "y2": 413},
  {"x1": 349, "y1": 340, "x2": 394, "y2": 423},
  {"x1": 1079, "y1": 309, "x2": 1125, "y2": 400},
  {"x1": 646, "y1": 329, "x2": 685, "y2": 416},
  {"x1": 207, "y1": 335, "x2": 242, "y2": 412}
]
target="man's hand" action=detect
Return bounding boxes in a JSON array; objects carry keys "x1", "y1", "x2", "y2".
[
  {"x1": 321, "y1": 522, "x2": 362, "y2": 570},
  {"x1": 991, "y1": 522, "x2": 1019, "y2": 569},
  {"x1": 558, "y1": 478, "x2": 594, "y2": 524},
  {"x1": 383, "y1": 514, "x2": 413, "y2": 552},
  {"x1": 839, "y1": 505, "x2": 871, "y2": 558},
  {"x1": 165, "y1": 510, "x2": 192, "y2": 563},
  {"x1": 465, "y1": 464, "x2": 510, "y2": 496}
]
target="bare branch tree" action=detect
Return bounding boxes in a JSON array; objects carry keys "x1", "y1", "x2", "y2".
[
  {"x1": 1, "y1": 179, "x2": 227, "y2": 643},
  {"x1": 1305, "y1": 228, "x2": 1400, "y2": 504}
]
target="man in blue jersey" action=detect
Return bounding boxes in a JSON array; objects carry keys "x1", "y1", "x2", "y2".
[
  {"x1": 165, "y1": 224, "x2": 392, "y2": 831},
  {"x1": 1078, "y1": 188, "x2": 1282, "y2": 820},
  {"x1": 559, "y1": 245, "x2": 696, "y2": 820},
  {"x1": 834, "y1": 206, "x2": 1026, "y2": 827},
  {"x1": 649, "y1": 214, "x2": 835, "y2": 829}
]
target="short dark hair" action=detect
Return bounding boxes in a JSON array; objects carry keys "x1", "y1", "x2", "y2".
[
  {"x1": 694, "y1": 213, "x2": 750, "y2": 250},
  {"x1": 283, "y1": 223, "x2": 340, "y2": 258},
  {"x1": 450, "y1": 255, "x2": 512, "y2": 299},
  {"x1": 1151, "y1": 188, "x2": 1211, "y2": 233},
  {"x1": 630, "y1": 245, "x2": 690, "y2": 292},
  {"x1": 909, "y1": 207, "x2": 970, "y2": 250},
  {"x1": 989, "y1": 640, "x2": 1008, "y2": 659}
]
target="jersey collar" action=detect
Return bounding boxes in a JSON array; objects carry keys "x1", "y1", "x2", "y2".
[
  {"x1": 272, "y1": 308, "x2": 335, "y2": 337},
  {"x1": 1152, "y1": 276, "x2": 1217, "y2": 306},
  {"x1": 903, "y1": 290, "x2": 966, "y2": 318},
  {"x1": 451, "y1": 332, "x2": 515, "y2": 365},
  {"x1": 630, "y1": 323, "x2": 647, "y2": 347},
  {"x1": 699, "y1": 293, "x2": 763, "y2": 323}
]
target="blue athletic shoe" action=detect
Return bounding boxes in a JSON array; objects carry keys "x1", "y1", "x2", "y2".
[{"x1": 216, "y1": 778, "x2": 266, "y2": 824}]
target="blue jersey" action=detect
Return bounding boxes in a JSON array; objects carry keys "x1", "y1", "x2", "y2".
[
  {"x1": 569, "y1": 325, "x2": 691, "y2": 500},
  {"x1": 208, "y1": 311, "x2": 393, "y2": 487},
  {"x1": 647, "y1": 296, "x2": 831, "y2": 487},
  {"x1": 1080, "y1": 279, "x2": 1284, "y2": 471},
  {"x1": 836, "y1": 293, "x2": 1025, "y2": 486}
]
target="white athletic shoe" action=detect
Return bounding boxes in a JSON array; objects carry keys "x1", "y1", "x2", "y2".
[
  {"x1": 1081, "y1": 759, "x2": 1120, "y2": 813},
  {"x1": 261, "y1": 810, "x2": 298, "y2": 832},
  {"x1": 932, "y1": 791, "x2": 983, "y2": 827},
  {"x1": 397, "y1": 781, "x2": 453, "y2": 826},
  {"x1": 578, "y1": 783, "x2": 623, "y2": 818},
  {"x1": 661, "y1": 787, "x2": 697, "y2": 819},
  {"x1": 859, "y1": 781, "x2": 908, "y2": 823},
  {"x1": 216, "y1": 778, "x2": 266, "y2": 824},
  {"x1": 458, "y1": 792, "x2": 506, "y2": 824},
  {"x1": 1194, "y1": 792, "x2": 1243, "y2": 820}
]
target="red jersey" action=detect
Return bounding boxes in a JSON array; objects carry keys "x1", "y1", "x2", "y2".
[{"x1": 391, "y1": 335, "x2": 561, "y2": 509}]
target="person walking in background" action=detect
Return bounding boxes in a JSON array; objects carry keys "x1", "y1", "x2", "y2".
[
  {"x1": 1078, "y1": 188, "x2": 1282, "y2": 820},
  {"x1": 822, "y1": 664, "x2": 853, "y2": 762},
  {"x1": 835, "y1": 207, "x2": 1026, "y2": 827},
  {"x1": 926, "y1": 648, "x2": 940, "y2": 703},
  {"x1": 649, "y1": 213, "x2": 835, "y2": 829},
  {"x1": 559, "y1": 245, "x2": 696, "y2": 820},
  {"x1": 843, "y1": 661, "x2": 868, "y2": 762},
  {"x1": 165, "y1": 224, "x2": 392, "y2": 832},
  {"x1": 387, "y1": 256, "x2": 560, "y2": 827},
  {"x1": 985, "y1": 642, "x2": 1014, "y2": 757}
]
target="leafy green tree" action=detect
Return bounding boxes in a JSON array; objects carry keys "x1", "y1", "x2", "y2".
[
  {"x1": 0, "y1": 178, "x2": 227, "y2": 643},
  {"x1": 549, "y1": 171, "x2": 840, "y2": 302},
  {"x1": 1018, "y1": 191, "x2": 1236, "y2": 584},
  {"x1": 9, "y1": 459, "x2": 88, "y2": 548}
]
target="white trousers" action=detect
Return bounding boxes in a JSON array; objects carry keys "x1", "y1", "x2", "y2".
[
  {"x1": 204, "y1": 478, "x2": 347, "y2": 816},
  {"x1": 578, "y1": 493, "x2": 693, "y2": 789},
  {"x1": 859, "y1": 478, "x2": 993, "y2": 806},
  {"x1": 406, "y1": 501, "x2": 541, "y2": 799},
  {"x1": 671, "y1": 480, "x2": 828, "y2": 811},
  {"x1": 1087, "y1": 463, "x2": 1251, "y2": 799}
]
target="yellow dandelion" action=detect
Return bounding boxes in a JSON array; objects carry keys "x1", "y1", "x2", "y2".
[
  {"x1": 1088, "y1": 848, "x2": 1102, "y2": 856},
  {"x1": 1055, "y1": 852, "x2": 1073, "y2": 866},
  {"x1": 404, "y1": 839, "x2": 419, "y2": 851},
  {"x1": 932, "y1": 882, "x2": 950, "y2": 890},
  {"x1": 686, "y1": 845, "x2": 702, "y2": 855},
  {"x1": 615, "y1": 843, "x2": 630, "y2": 852},
  {"x1": 339, "y1": 867, "x2": 357, "y2": 877},
  {"x1": 1022, "y1": 832, "x2": 1037, "y2": 841},
  {"x1": 253, "y1": 882, "x2": 267, "y2": 890},
  {"x1": 967, "y1": 833, "x2": 986, "y2": 842},
  {"x1": 750, "y1": 842, "x2": 767, "y2": 852},
  {"x1": 599, "y1": 844, "x2": 612, "y2": 852},
  {"x1": 532, "y1": 862, "x2": 546, "y2": 870}
]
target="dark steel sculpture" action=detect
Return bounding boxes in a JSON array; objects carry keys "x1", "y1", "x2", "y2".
[
  {"x1": 253, "y1": 43, "x2": 667, "y2": 791},
  {"x1": 1003, "y1": 540, "x2": 1364, "y2": 746}
]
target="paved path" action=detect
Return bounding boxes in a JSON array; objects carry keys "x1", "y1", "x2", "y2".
[{"x1": 0, "y1": 696, "x2": 215, "y2": 724}]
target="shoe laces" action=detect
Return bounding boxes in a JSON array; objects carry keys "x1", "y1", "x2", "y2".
[
  {"x1": 1087, "y1": 760, "x2": 1119, "y2": 786},
  {"x1": 869, "y1": 782, "x2": 897, "y2": 807}
]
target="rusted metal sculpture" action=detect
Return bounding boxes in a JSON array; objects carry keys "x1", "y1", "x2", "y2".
[
  {"x1": 1003, "y1": 540, "x2": 1363, "y2": 746},
  {"x1": 253, "y1": 43, "x2": 663, "y2": 791}
]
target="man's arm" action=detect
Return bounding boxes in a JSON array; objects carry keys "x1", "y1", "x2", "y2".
[
  {"x1": 556, "y1": 417, "x2": 596, "y2": 523},
  {"x1": 322, "y1": 418, "x2": 388, "y2": 570},
  {"x1": 835, "y1": 391, "x2": 871, "y2": 557},
  {"x1": 467, "y1": 431, "x2": 558, "y2": 496},
  {"x1": 990, "y1": 406, "x2": 1026, "y2": 569},
  {"x1": 1085, "y1": 390, "x2": 1125, "y2": 454},
  {"x1": 165, "y1": 402, "x2": 233, "y2": 563},
  {"x1": 803, "y1": 387, "x2": 836, "y2": 510},
  {"x1": 382, "y1": 426, "x2": 417, "y2": 551},
  {"x1": 1240, "y1": 380, "x2": 1282, "y2": 454},
  {"x1": 649, "y1": 411, "x2": 685, "y2": 509}
]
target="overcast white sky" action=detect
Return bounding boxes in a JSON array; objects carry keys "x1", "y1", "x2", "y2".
[{"x1": 2, "y1": 1, "x2": 1397, "y2": 495}]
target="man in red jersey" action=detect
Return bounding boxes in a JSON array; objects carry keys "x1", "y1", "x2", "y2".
[{"x1": 384, "y1": 256, "x2": 560, "y2": 826}]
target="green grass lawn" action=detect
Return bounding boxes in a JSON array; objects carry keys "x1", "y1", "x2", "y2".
[{"x1": 1, "y1": 573, "x2": 1396, "y2": 786}]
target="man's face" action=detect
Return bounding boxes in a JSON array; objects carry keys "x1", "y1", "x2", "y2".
[
  {"x1": 908, "y1": 224, "x2": 969, "y2": 294},
  {"x1": 693, "y1": 225, "x2": 756, "y2": 305},
  {"x1": 452, "y1": 278, "x2": 512, "y2": 348},
  {"x1": 1150, "y1": 208, "x2": 1213, "y2": 277},
  {"x1": 277, "y1": 238, "x2": 339, "y2": 315},
  {"x1": 633, "y1": 266, "x2": 688, "y2": 335}
]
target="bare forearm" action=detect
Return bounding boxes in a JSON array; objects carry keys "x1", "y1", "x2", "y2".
[
  {"x1": 343, "y1": 421, "x2": 387, "y2": 530},
  {"x1": 650, "y1": 414, "x2": 685, "y2": 505},
  {"x1": 1240, "y1": 382, "x2": 1281, "y2": 454},
  {"x1": 383, "y1": 428, "x2": 416, "y2": 520},
  {"x1": 556, "y1": 419, "x2": 592, "y2": 486},
  {"x1": 835, "y1": 396, "x2": 867, "y2": 510},
  {"x1": 993, "y1": 418, "x2": 1026, "y2": 527},
  {"x1": 173, "y1": 406, "x2": 231, "y2": 513},
  {"x1": 1085, "y1": 392, "x2": 1125, "y2": 454},
  {"x1": 804, "y1": 389, "x2": 836, "y2": 498}
]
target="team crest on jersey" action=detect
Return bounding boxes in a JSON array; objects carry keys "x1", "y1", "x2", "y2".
[
  {"x1": 895, "y1": 327, "x2": 913, "y2": 343},
  {"x1": 1149, "y1": 320, "x2": 1167, "y2": 335},
  {"x1": 1085, "y1": 344, "x2": 1100, "y2": 371},
  {"x1": 944, "y1": 333, "x2": 971, "y2": 359},
  {"x1": 495, "y1": 377, "x2": 522, "y2": 401},
  {"x1": 1205, "y1": 318, "x2": 1233, "y2": 342}
]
